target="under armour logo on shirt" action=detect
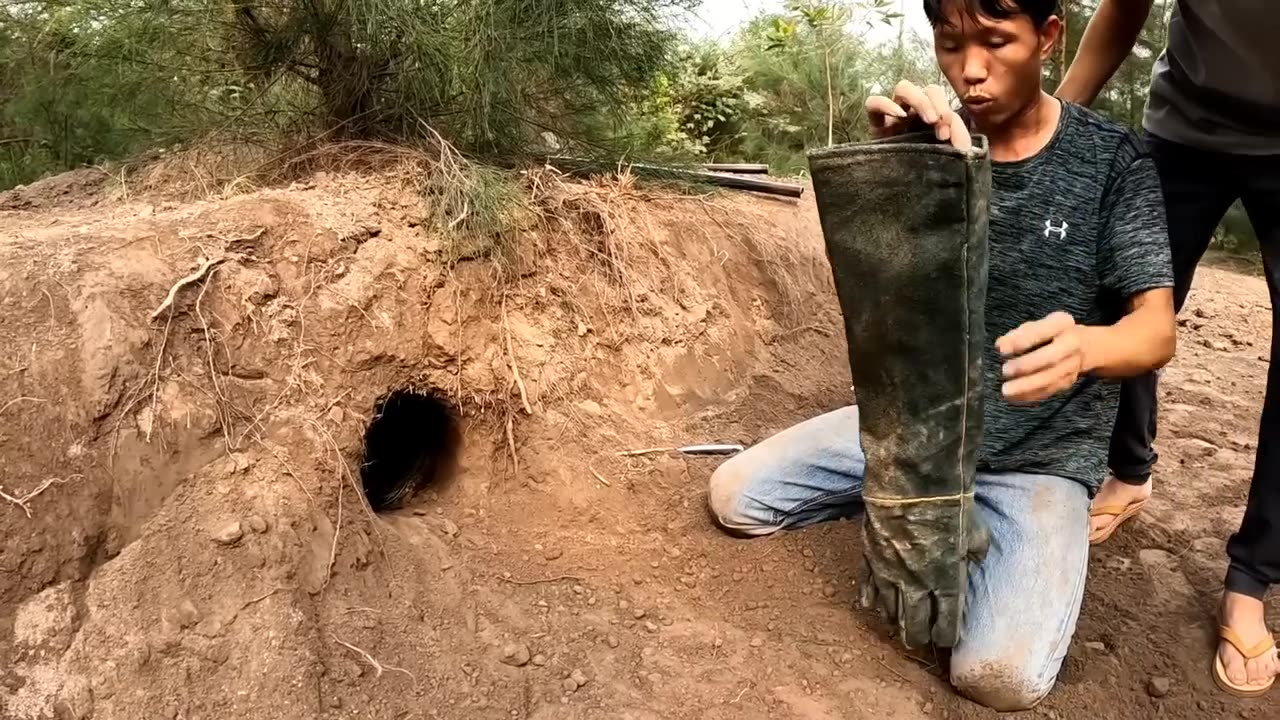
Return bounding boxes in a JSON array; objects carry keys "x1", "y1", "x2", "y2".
[{"x1": 1044, "y1": 219, "x2": 1069, "y2": 239}]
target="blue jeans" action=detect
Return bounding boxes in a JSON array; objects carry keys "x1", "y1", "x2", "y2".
[{"x1": 707, "y1": 406, "x2": 1091, "y2": 712}]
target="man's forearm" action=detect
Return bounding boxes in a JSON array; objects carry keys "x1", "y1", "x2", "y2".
[
  {"x1": 1081, "y1": 293, "x2": 1176, "y2": 378},
  {"x1": 1056, "y1": 0, "x2": 1155, "y2": 106}
]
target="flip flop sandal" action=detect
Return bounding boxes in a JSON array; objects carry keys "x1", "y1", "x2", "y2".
[
  {"x1": 1088, "y1": 499, "x2": 1147, "y2": 546},
  {"x1": 1213, "y1": 625, "x2": 1277, "y2": 698}
]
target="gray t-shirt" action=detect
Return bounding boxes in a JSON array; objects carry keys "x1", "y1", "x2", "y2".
[
  {"x1": 978, "y1": 101, "x2": 1173, "y2": 493},
  {"x1": 1146, "y1": 1, "x2": 1279, "y2": 155}
]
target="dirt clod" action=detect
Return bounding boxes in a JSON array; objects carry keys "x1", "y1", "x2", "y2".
[
  {"x1": 499, "y1": 643, "x2": 531, "y2": 667},
  {"x1": 212, "y1": 521, "x2": 244, "y2": 545},
  {"x1": 246, "y1": 515, "x2": 269, "y2": 534},
  {"x1": 1148, "y1": 676, "x2": 1171, "y2": 698},
  {"x1": 176, "y1": 599, "x2": 201, "y2": 628}
]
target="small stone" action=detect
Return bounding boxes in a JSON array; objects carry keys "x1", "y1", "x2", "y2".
[
  {"x1": 572, "y1": 585, "x2": 584, "y2": 595},
  {"x1": 822, "y1": 584, "x2": 837, "y2": 598},
  {"x1": 644, "y1": 621, "x2": 659, "y2": 633},
  {"x1": 664, "y1": 546, "x2": 682, "y2": 558},
  {"x1": 328, "y1": 697, "x2": 342, "y2": 709},
  {"x1": 562, "y1": 678, "x2": 579, "y2": 693},
  {"x1": 802, "y1": 548, "x2": 815, "y2": 558},
  {"x1": 176, "y1": 599, "x2": 201, "y2": 628},
  {"x1": 839, "y1": 653, "x2": 853, "y2": 665},
  {"x1": 1147, "y1": 676, "x2": 1171, "y2": 698},
  {"x1": 750, "y1": 638, "x2": 765, "y2": 648},
  {"x1": 660, "y1": 617, "x2": 673, "y2": 627},
  {"x1": 1084, "y1": 641, "x2": 1107, "y2": 652},
  {"x1": 531, "y1": 654, "x2": 547, "y2": 667},
  {"x1": 327, "y1": 406, "x2": 345, "y2": 424},
  {"x1": 731, "y1": 572, "x2": 744, "y2": 582},
  {"x1": 606, "y1": 636, "x2": 620, "y2": 649},
  {"x1": 499, "y1": 643, "x2": 531, "y2": 667},
  {"x1": 246, "y1": 515, "x2": 268, "y2": 534},
  {"x1": 632, "y1": 608, "x2": 647, "y2": 620},
  {"x1": 766, "y1": 620, "x2": 778, "y2": 631},
  {"x1": 577, "y1": 399, "x2": 601, "y2": 414},
  {"x1": 923, "y1": 702, "x2": 933, "y2": 714},
  {"x1": 441, "y1": 519, "x2": 460, "y2": 537},
  {"x1": 647, "y1": 672, "x2": 662, "y2": 685},
  {"x1": 212, "y1": 521, "x2": 243, "y2": 545},
  {"x1": 544, "y1": 548, "x2": 563, "y2": 561},
  {"x1": 1197, "y1": 701, "x2": 1208, "y2": 712},
  {"x1": 570, "y1": 669, "x2": 589, "y2": 688},
  {"x1": 649, "y1": 560, "x2": 660, "y2": 568},
  {"x1": 680, "y1": 576, "x2": 697, "y2": 589}
]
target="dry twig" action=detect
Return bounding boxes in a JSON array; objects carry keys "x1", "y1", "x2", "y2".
[
  {"x1": 0, "y1": 474, "x2": 81, "y2": 518},
  {"x1": 505, "y1": 412, "x2": 519, "y2": 481},
  {"x1": 150, "y1": 255, "x2": 231, "y2": 322},
  {"x1": 617, "y1": 447, "x2": 675, "y2": 458},
  {"x1": 0, "y1": 396, "x2": 46, "y2": 417},
  {"x1": 501, "y1": 297, "x2": 532, "y2": 415},
  {"x1": 588, "y1": 461, "x2": 611, "y2": 487},
  {"x1": 331, "y1": 634, "x2": 417, "y2": 683},
  {"x1": 497, "y1": 574, "x2": 584, "y2": 586}
]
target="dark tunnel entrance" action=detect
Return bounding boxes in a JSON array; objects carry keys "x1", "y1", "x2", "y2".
[{"x1": 359, "y1": 388, "x2": 460, "y2": 512}]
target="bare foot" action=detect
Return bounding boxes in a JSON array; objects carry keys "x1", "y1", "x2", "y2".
[
  {"x1": 1218, "y1": 592, "x2": 1279, "y2": 691},
  {"x1": 1088, "y1": 475, "x2": 1152, "y2": 538}
]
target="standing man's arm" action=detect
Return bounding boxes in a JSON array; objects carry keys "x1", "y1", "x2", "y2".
[{"x1": 1055, "y1": 0, "x2": 1156, "y2": 106}]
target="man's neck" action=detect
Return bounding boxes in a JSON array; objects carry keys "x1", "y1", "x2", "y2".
[{"x1": 976, "y1": 91, "x2": 1063, "y2": 163}]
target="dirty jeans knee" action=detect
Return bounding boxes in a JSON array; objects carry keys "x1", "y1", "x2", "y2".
[
  {"x1": 950, "y1": 661, "x2": 1055, "y2": 712},
  {"x1": 706, "y1": 460, "x2": 781, "y2": 536},
  {"x1": 946, "y1": 472, "x2": 1090, "y2": 712}
]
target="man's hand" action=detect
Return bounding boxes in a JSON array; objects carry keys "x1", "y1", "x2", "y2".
[
  {"x1": 865, "y1": 80, "x2": 972, "y2": 151},
  {"x1": 996, "y1": 311, "x2": 1093, "y2": 404}
]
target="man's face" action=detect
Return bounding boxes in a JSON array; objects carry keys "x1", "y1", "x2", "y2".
[{"x1": 932, "y1": 3, "x2": 1060, "y2": 125}]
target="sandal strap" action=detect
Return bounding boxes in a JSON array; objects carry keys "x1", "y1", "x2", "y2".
[
  {"x1": 1089, "y1": 500, "x2": 1144, "y2": 518},
  {"x1": 1220, "y1": 625, "x2": 1277, "y2": 660}
]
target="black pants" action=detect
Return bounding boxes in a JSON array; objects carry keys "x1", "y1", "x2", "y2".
[{"x1": 1108, "y1": 133, "x2": 1280, "y2": 601}]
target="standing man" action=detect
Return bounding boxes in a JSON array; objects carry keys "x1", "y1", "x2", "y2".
[{"x1": 1058, "y1": 0, "x2": 1280, "y2": 698}]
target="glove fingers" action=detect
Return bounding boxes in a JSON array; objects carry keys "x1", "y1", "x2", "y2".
[
  {"x1": 931, "y1": 591, "x2": 963, "y2": 648},
  {"x1": 966, "y1": 505, "x2": 992, "y2": 562},
  {"x1": 856, "y1": 557, "x2": 878, "y2": 611},
  {"x1": 899, "y1": 590, "x2": 934, "y2": 649}
]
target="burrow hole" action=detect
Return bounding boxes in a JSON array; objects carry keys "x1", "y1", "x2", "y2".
[{"x1": 360, "y1": 388, "x2": 460, "y2": 512}]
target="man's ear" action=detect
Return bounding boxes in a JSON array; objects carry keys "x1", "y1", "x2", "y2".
[{"x1": 1038, "y1": 16, "x2": 1063, "y2": 61}]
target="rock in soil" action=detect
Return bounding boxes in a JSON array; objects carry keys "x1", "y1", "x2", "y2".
[
  {"x1": 1147, "y1": 676, "x2": 1171, "y2": 698},
  {"x1": 570, "y1": 669, "x2": 589, "y2": 688},
  {"x1": 500, "y1": 643, "x2": 532, "y2": 667},
  {"x1": 246, "y1": 515, "x2": 269, "y2": 534},
  {"x1": 212, "y1": 521, "x2": 243, "y2": 545}
]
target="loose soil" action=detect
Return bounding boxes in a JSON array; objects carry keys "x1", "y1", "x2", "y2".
[{"x1": 0, "y1": 163, "x2": 1274, "y2": 720}]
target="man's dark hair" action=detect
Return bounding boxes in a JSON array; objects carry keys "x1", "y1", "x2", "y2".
[{"x1": 923, "y1": 0, "x2": 1060, "y2": 29}]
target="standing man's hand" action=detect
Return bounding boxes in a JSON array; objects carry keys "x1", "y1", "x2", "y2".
[
  {"x1": 997, "y1": 311, "x2": 1094, "y2": 403},
  {"x1": 865, "y1": 80, "x2": 972, "y2": 151}
]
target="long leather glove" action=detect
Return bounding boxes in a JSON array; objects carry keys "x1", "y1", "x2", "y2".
[{"x1": 807, "y1": 132, "x2": 992, "y2": 649}]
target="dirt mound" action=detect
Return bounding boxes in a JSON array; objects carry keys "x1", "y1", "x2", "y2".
[{"x1": 0, "y1": 163, "x2": 1274, "y2": 720}]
